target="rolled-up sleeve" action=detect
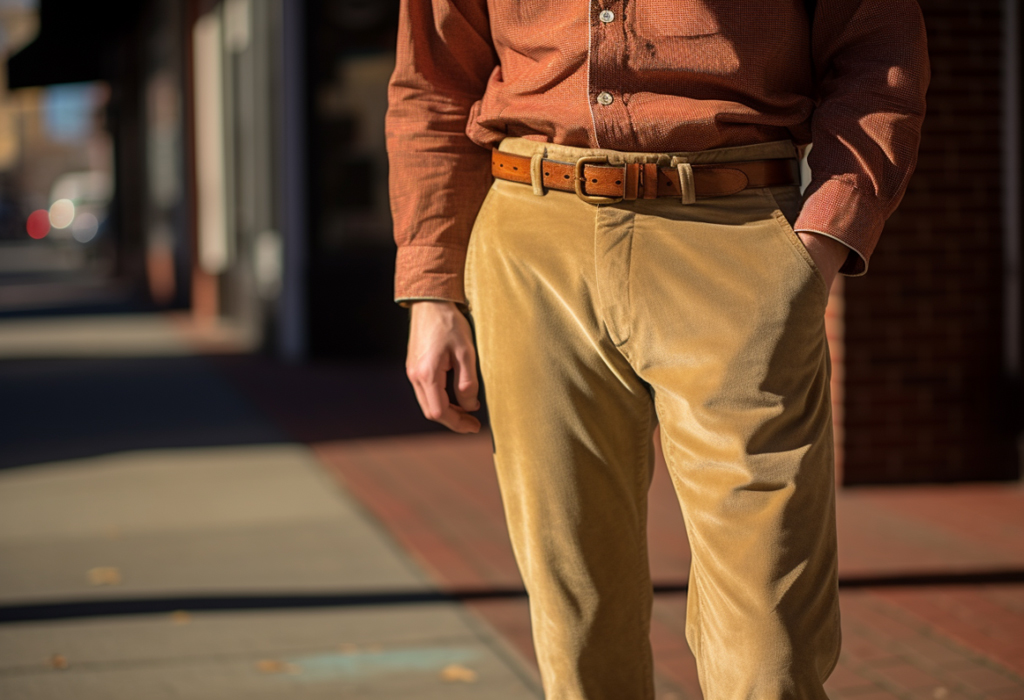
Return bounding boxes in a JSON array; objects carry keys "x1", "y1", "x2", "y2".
[
  {"x1": 386, "y1": 0, "x2": 496, "y2": 305},
  {"x1": 795, "y1": 0, "x2": 930, "y2": 275}
]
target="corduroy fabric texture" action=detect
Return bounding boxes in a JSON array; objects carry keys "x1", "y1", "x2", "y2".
[
  {"x1": 465, "y1": 139, "x2": 841, "y2": 700},
  {"x1": 387, "y1": 0, "x2": 930, "y2": 305}
]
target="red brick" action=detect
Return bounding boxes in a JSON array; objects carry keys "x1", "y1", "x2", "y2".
[
  {"x1": 824, "y1": 663, "x2": 880, "y2": 694},
  {"x1": 870, "y1": 661, "x2": 946, "y2": 692},
  {"x1": 983, "y1": 688, "x2": 1024, "y2": 700},
  {"x1": 908, "y1": 689, "x2": 972, "y2": 700},
  {"x1": 944, "y1": 660, "x2": 1024, "y2": 694},
  {"x1": 898, "y1": 636, "x2": 979, "y2": 667},
  {"x1": 838, "y1": 631, "x2": 902, "y2": 666},
  {"x1": 842, "y1": 600, "x2": 925, "y2": 642},
  {"x1": 874, "y1": 589, "x2": 1024, "y2": 678},
  {"x1": 835, "y1": 692, "x2": 901, "y2": 700}
]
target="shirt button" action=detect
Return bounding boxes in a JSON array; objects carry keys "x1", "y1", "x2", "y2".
[
  {"x1": 599, "y1": 9, "x2": 615, "y2": 22},
  {"x1": 596, "y1": 91, "x2": 614, "y2": 106}
]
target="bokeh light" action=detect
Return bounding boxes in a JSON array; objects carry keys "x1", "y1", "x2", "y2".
[
  {"x1": 71, "y1": 212, "x2": 99, "y2": 243},
  {"x1": 26, "y1": 209, "x2": 50, "y2": 239},
  {"x1": 49, "y1": 198, "x2": 75, "y2": 229}
]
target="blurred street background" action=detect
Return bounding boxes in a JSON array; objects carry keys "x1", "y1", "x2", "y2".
[{"x1": 0, "y1": 0, "x2": 1021, "y2": 698}]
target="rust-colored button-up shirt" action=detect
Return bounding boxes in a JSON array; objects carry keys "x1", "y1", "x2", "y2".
[{"x1": 387, "y1": 0, "x2": 929, "y2": 305}]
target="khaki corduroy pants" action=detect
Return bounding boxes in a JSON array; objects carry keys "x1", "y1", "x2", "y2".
[{"x1": 464, "y1": 138, "x2": 841, "y2": 700}]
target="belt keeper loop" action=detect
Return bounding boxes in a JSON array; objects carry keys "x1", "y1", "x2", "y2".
[
  {"x1": 530, "y1": 153, "x2": 546, "y2": 196},
  {"x1": 675, "y1": 161, "x2": 696, "y2": 205}
]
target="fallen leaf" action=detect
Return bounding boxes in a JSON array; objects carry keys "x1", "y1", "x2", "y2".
[
  {"x1": 86, "y1": 567, "x2": 122, "y2": 586},
  {"x1": 257, "y1": 659, "x2": 300, "y2": 675},
  {"x1": 170, "y1": 610, "x2": 191, "y2": 625},
  {"x1": 440, "y1": 664, "x2": 477, "y2": 683},
  {"x1": 49, "y1": 654, "x2": 68, "y2": 670}
]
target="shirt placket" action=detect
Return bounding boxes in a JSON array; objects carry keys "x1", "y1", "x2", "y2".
[{"x1": 588, "y1": 0, "x2": 639, "y2": 151}]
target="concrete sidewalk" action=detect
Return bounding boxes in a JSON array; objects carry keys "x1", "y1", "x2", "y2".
[{"x1": 0, "y1": 315, "x2": 540, "y2": 699}]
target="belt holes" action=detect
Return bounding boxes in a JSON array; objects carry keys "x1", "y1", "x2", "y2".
[
  {"x1": 591, "y1": 178, "x2": 597, "y2": 183},
  {"x1": 563, "y1": 174, "x2": 570, "y2": 180},
  {"x1": 615, "y1": 179, "x2": 622, "y2": 185},
  {"x1": 545, "y1": 171, "x2": 550, "y2": 176},
  {"x1": 499, "y1": 163, "x2": 504, "y2": 168},
  {"x1": 513, "y1": 166, "x2": 518, "y2": 170}
]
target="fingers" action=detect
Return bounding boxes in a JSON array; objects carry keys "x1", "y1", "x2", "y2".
[
  {"x1": 452, "y1": 345, "x2": 480, "y2": 412},
  {"x1": 421, "y1": 362, "x2": 450, "y2": 423},
  {"x1": 445, "y1": 404, "x2": 482, "y2": 433},
  {"x1": 408, "y1": 359, "x2": 480, "y2": 434},
  {"x1": 406, "y1": 300, "x2": 481, "y2": 434}
]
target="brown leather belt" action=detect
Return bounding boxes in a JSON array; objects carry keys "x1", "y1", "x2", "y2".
[{"x1": 491, "y1": 149, "x2": 800, "y2": 204}]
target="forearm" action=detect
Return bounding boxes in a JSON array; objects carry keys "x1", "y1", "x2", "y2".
[
  {"x1": 387, "y1": 0, "x2": 496, "y2": 305},
  {"x1": 795, "y1": 0, "x2": 930, "y2": 275}
]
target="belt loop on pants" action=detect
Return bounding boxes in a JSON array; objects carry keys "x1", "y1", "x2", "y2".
[
  {"x1": 671, "y1": 156, "x2": 696, "y2": 205},
  {"x1": 530, "y1": 153, "x2": 546, "y2": 196}
]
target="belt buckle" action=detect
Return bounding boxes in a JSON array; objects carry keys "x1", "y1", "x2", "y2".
[{"x1": 573, "y1": 156, "x2": 624, "y2": 205}]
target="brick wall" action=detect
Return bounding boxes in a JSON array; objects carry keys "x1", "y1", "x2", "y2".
[{"x1": 839, "y1": 1, "x2": 1020, "y2": 484}]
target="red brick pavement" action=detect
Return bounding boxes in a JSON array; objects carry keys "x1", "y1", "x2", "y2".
[{"x1": 313, "y1": 432, "x2": 1024, "y2": 699}]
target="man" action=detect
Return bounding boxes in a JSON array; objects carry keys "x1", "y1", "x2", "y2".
[{"x1": 387, "y1": 1, "x2": 929, "y2": 697}]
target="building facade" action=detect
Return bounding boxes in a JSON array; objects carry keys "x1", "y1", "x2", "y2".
[{"x1": 5, "y1": 0, "x2": 1021, "y2": 485}]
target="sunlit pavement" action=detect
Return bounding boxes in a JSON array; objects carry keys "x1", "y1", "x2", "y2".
[
  {"x1": 1, "y1": 314, "x2": 1023, "y2": 700},
  {"x1": 0, "y1": 314, "x2": 539, "y2": 699}
]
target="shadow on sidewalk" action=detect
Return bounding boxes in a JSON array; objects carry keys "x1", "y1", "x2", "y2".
[
  {"x1": 4, "y1": 568, "x2": 1024, "y2": 624},
  {"x1": 0, "y1": 351, "x2": 461, "y2": 471},
  {"x1": 208, "y1": 354, "x2": 483, "y2": 445}
]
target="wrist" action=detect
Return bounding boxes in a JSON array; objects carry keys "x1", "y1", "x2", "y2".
[
  {"x1": 797, "y1": 232, "x2": 849, "y2": 264},
  {"x1": 409, "y1": 299, "x2": 470, "y2": 339},
  {"x1": 796, "y1": 231, "x2": 850, "y2": 291},
  {"x1": 410, "y1": 299, "x2": 460, "y2": 316}
]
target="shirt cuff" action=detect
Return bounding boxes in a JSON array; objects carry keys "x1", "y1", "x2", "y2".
[
  {"x1": 794, "y1": 176, "x2": 887, "y2": 276},
  {"x1": 394, "y1": 244, "x2": 468, "y2": 307}
]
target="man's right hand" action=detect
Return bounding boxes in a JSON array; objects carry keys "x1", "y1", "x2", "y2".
[{"x1": 406, "y1": 300, "x2": 481, "y2": 434}]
